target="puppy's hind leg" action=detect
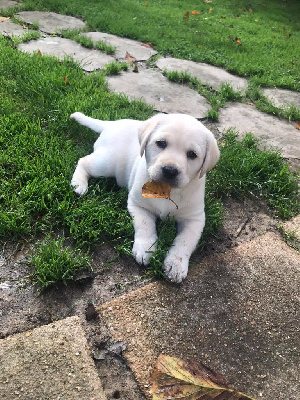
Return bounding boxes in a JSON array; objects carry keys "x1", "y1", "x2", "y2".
[{"x1": 71, "y1": 148, "x2": 114, "y2": 196}]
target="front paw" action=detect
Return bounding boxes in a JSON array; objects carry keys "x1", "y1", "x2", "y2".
[
  {"x1": 133, "y1": 239, "x2": 157, "y2": 266},
  {"x1": 163, "y1": 253, "x2": 189, "y2": 283},
  {"x1": 71, "y1": 177, "x2": 88, "y2": 196}
]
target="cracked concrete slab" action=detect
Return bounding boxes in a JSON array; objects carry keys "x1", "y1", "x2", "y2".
[
  {"x1": 262, "y1": 87, "x2": 300, "y2": 109},
  {"x1": 15, "y1": 11, "x2": 85, "y2": 34},
  {"x1": 216, "y1": 102, "x2": 300, "y2": 166},
  {"x1": 100, "y1": 232, "x2": 300, "y2": 400},
  {"x1": 83, "y1": 31, "x2": 157, "y2": 61},
  {"x1": 18, "y1": 37, "x2": 115, "y2": 71},
  {"x1": 106, "y1": 66, "x2": 210, "y2": 118},
  {"x1": 157, "y1": 57, "x2": 248, "y2": 92},
  {"x1": 0, "y1": 316, "x2": 106, "y2": 400},
  {"x1": 0, "y1": 0, "x2": 19, "y2": 9},
  {"x1": 0, "y1": 19, "x2": 33, "y2": 37}
]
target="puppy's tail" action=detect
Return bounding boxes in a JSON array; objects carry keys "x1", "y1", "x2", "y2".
[{"x1": 70, "y1": 112, "x2": 108, "y2": 134}]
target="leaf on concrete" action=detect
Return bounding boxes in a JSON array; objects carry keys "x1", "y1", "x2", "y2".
[
  {"x1": 296, "y1": 122, "x2": 300, "y2": 130},
  {"x1": 0, "y1": 17, "x2": 10, "y2": 22},
  {"x1": 150, "y1": 354, "x2": 255, "y2": 400},
  {"x1": 125, "y1": 51, "x2": 136, "y2": 63},
  {"x1": 141, "y1": 42, "x2": 154, "y2": 48}
]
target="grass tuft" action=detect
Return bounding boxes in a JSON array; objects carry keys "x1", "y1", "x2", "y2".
[{"x1": 30, "y1": 236, "x2": 91, "y2": 289}]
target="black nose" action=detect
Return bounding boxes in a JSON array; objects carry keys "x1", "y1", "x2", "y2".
[{"x1": 162, "y1": 165, "x2": 179, "y2": 179}]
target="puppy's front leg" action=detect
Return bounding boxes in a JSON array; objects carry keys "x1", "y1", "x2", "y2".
[
  {"x1": 128, "y1": 202, "x2": 158, "y2": 266},
  {"x1": 164, "y1": 216, "x2": 205, "y2": 283}
]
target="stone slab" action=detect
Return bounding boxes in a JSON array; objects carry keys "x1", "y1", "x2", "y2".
[
  {"x1": 0, "y1": 0, "x2": 19, "y2": 10},
  {"x1": 106, "y1": 66, "x2": 210, "y2": 118},
  {"x1": 216, "y1": 103, "x2": 300, "y2": 164},
  {"x1": 100, "y1": 232, "x2": 300, "y2": 400},
  {"x1": 0, "y1": 19, "x2": 32, "y2": 37},
  {"x1": 15, "y1": 11, "x2": 85, "y2": 34},
  {"x1": 263, "y1": 87, "x2": 300, "y2": 109},
  {"x1": 282, "y1": 214, "x2": 300, "y2": 242},
  {"x1": 0, "y1": 316, "x2": 106, "y2": 400},
  {"x1": 18, "y1": 37, "x2": 115, "y2": 72},
  {"x1": 83, "y1": 31, "x2": 157, "y2": 61},
  {"x1": 157, "y1": 57, "x2": 248, "y2": 92}
]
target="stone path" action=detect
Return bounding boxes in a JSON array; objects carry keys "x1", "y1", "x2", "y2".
[{"x1": 1, "y1": 2, "x2": 299, "y2": 400}]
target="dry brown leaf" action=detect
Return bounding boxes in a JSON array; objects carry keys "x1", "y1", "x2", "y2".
[
  {"x1": 191, "y1": 10, "x2": 200, "y2": 15},
  {"x1": 142, "y1": 182, "x2": 171, "y2": 199},
  {"x1": 150, "y1": 354, "x2": 255, "y2": 400},
  {"x1": 141, "y1": 42, "x2": 153, "y2": 48},
  {"x1": 37, "y1": 49, "x2": 42, "y2": 56},
  {"x1": 64, "y1": 76, "x2": 69, "y2": 85},
  {"x1": 235, "y1": 37, "x2": 242, "y2": 45},
  {"x1": 296, "y1": 122, "x2": 300, "y2": 130},
  {"x1": 0, "y1": 16, "x2": 10, "y2": 22},
  {"x1": 204, "y1": 0, "x2": 212, "y2": 3},
  {"x1": 142, "y1": 182, "x2": 178, "y2": 208},
  {"x1": 125, "y1": 51, "x2": 136, "y2": 63},
  {"x1": 183, "y1": 11, "x2": 190, "y2": 20}
]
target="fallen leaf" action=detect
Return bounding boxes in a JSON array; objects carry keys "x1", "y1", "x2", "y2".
[
  {"x1": 150, "y1": 354, "x2": 255, "y2": 399},
  {"x1": 25, "y1": 331, "x2": 32, "y2": 337},
  {"x1": 209, "y1": 7, "x2": 213, "y2": 13},
  {"x1": 235, "y1": 37, "x2": 242, "y2": 45},
  {"x1": 0, "y1": 16, "x2": 10, "y2": 22},
  {"x1": 132, "y1": 64, "x2": 139, "y2": 73},
  {"x1": 247, "y1": 6, "x2": 253, "y2": 12},
  {"x1": 125, "y1": 51, "x2": 136, "y2": 63},
  {"x1": 183, "y1": 11, "x2": 189, "y2": 20},
  {"x1": 191, "y1": 10, "x2": 200, "y2": 15},
  {"x1": 204, "y1": 0, "x2": 212, "y2": 3},
  {"x1": 296, "y1": 122, "x2": 300, "y2": 130},
  {"x1": 142, "y1": 182, "x2": 178, "y2": 208},
  {"x1": 37, "y1": 49, "x2": 42, "y2": 56},
  {"x1": 141, "y1": 42, "x2": 153, "y2": 48},
  {"x1": 64, "y1": 76, "x2": 69, "y2": 85}
]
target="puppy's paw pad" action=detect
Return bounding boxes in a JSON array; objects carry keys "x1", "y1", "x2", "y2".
[
  {"x1": 70, "y1": 112, "x2": 84, "y2": 121},
  {"x1": 71, "y1": 180, "x2": 88, "y2": 196},
  {"x1": 133, "y1": 240, "x2": 156, "y2": 266},
  {"x1": 163, "y1": 256, "x2": 188, "y2": 283}
]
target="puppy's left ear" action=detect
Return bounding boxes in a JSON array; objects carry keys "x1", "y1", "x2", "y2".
[
  {"x1": 138, "y1": 114, "x2": 161, "y2": 157},
  {"x1": 199, "y1": 135, "x2": 220, "y2": 178}
]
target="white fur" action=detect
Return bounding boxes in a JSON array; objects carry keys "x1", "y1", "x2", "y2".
[{"x1": 71, "y1": 112, "x2": 220, "y2": 283}]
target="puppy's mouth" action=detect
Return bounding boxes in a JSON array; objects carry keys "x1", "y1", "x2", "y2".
[{"x1": 153, "y1": 165, "x2": 181, "y2": 188}]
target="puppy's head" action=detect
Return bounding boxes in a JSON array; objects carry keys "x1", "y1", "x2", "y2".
[{"x1": 138, "y1": 113, "x2": 219, "y2": 188}]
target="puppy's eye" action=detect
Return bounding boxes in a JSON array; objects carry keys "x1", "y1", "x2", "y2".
[
  {"x1": 156, "y1": 140, "x2": 167, "y2": 149},
  {"x1": 187, "y1": 150, "x2": 197, "y2": 160}
]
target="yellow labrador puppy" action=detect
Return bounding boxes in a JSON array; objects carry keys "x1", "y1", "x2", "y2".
[{"x1": 71, "y1": 112, "x2": 219, "y2": 283}]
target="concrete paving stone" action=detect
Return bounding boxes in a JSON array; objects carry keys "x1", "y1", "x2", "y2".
[
  {"x1": 100, "y1": 232, "x2": 300, "y2": 400},
  {"x1": 0, "y1": 19, "x2": 33, "y2": 37},
  {"x1": 216, "y1": 102, "x2": 300, "y2": 165},
  {"x1": 18, "y1": 37, "x2": 115, "y2": 72},
  {"x1": 157, "y1": 57, "x2": 248, "y2": 92},
  {"x1": 0, "y1": 316, "x2": 106, "y2": 400},
  {"x1": 106, "y1": 66, "x2": 210, "y2": 118},
  {"x1": 0, "y1": 0, "x2": 19, "y2": 10},
  {"x1": 282, "y1": 214, "x2": 300, "y2": 242},
  {"x1": 15, "y1": 11, "x2": 85, "y2": 34},
  {"x1": 262, "y1": 87, "x2": 300, "y2": 109},
  {"x1": 83, "y1": 31, "x2": 157, "y2": 61}
]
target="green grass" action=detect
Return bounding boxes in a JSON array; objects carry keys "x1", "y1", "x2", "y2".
[
  {"x1": 30, "y1": 236, "x2": 91, "y2": 288},
  {"x1": 61, "y1": 29, "x2": 117, "y2": 55},
  {"x1": 16, "y1": 0, "x2": 300, "y2": 90}
]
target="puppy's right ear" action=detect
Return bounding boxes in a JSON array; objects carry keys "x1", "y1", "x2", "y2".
[{"x1": 138, "y1": 115, "x2": 161, "y2": 157}]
